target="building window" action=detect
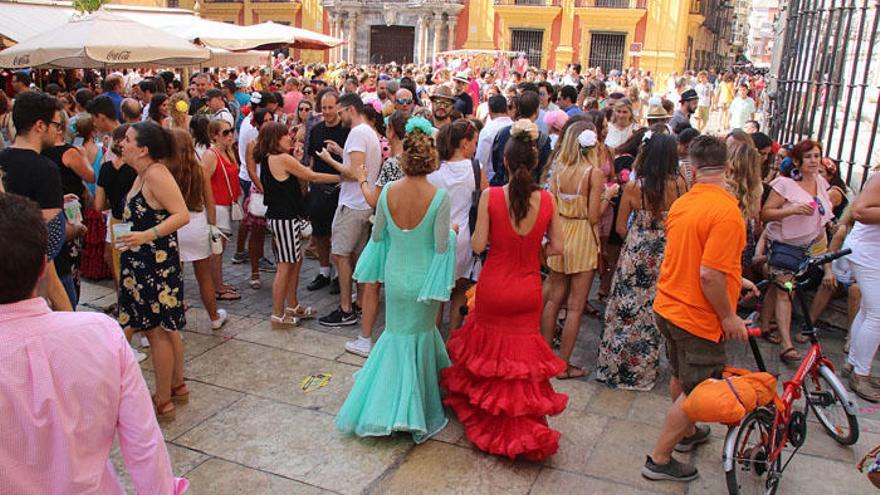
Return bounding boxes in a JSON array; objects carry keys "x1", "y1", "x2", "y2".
[
  {"x1": 167, "y1": 0, "x2": 179, "y2": 7},
  {"x1": 588, "y1": 32, "x2": 626, "y2": 73},
  {"x1": 511, "y1": 29, "x2": 543, "y2": 68}
]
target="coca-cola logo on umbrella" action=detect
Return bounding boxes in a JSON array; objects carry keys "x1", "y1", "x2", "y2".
[
  {"x1": 13, "y1": 55, "x2": 30, "y2": 66},
  {"x1": 105, "y1": 50, "x2": 132, "y2": 62}
]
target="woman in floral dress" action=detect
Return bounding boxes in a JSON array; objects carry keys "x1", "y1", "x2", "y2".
[
  {"x1": 596, "y1": 133, "x2": 688, "y2": 391},
  {"x1": 116, "y1": 122, "x2": 190, "y2": 422}
]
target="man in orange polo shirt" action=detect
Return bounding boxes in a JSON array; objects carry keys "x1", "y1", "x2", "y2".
[{"x1": 642, "y1": 135, "x2": 753, "y2": 482}]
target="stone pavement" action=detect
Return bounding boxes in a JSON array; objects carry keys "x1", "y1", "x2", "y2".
[{"x1": 78, "y1": 239, "x2": 880, "y2": 495}]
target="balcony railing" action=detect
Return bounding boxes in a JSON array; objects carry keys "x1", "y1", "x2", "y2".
[
  {"x1": 495, "y1": 0, "x2": 562, "y2": 6},
  {"x1": 576, "y1": 0, "x2": 647, "y2": 8}
]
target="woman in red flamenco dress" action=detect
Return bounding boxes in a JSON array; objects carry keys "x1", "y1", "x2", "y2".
[{"x1": 441, "y1": 119, "x2": 569, "y2": 461}]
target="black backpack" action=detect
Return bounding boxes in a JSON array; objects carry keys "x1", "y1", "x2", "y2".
[{"x1": 468, "y1": 157, "x2": 481, "y2": 233}]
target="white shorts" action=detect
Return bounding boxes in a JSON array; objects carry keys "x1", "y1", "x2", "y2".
[
  {"x1": 177, "y1": 210, "x2": 212, "y2": 262},
  {"x1": 215, "y1": 205, "x2": 232, "y2": 235}
]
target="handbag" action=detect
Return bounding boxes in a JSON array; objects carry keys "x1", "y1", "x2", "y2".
[
  {"x1": 209, "y1": 225, "x2": 227, "y2": 255},
  {"x1": 216, "y1": 149, "x2": 244, "y2": 222},
  {"x1": 248, "y1": 191, "x2": 268, "y2": 217},
  {"x1": 768, "y1": 240, "x2": 807, "y2": 272}
]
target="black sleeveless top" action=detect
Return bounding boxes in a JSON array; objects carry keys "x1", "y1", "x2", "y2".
[
  {"x1": 261, "y1": 156, "x2": 304, "y2": 220},
  {"x1": 42, "y1": 144, "x2": 85, "y2": 198}
]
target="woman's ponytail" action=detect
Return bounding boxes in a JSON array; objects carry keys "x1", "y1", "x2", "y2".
[{"x1": 505, "y1": 119, "x2": 540, "y2": 226}]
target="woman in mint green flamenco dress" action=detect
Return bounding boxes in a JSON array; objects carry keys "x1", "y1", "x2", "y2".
[{"x1": 335, "y1": 120, "x2": 456, "y2": 443}]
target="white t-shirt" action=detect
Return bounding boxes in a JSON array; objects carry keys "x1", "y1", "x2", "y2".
[
  {"x1": 729, "y1": 97, "x2": 756, "y2": 131},
  {"x1": 428, "y1": 158, "x2": 477, "y2": 279},
  {"x1": 237, "y1": 117, "x2": 259, "y2": 181},
  {"x1": 339, "y1": 123, "x2": 382, "y2": 210},
  {"x1": 214, "y1": 108, "x2": 234, "y2": 127},
  {"x1": 695, "y1": 82, "x2": 712, "y2": 107}
]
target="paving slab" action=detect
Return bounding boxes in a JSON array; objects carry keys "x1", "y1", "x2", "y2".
[{"x1": 184, "y1": 458, "x2": 334, "y2": 495}]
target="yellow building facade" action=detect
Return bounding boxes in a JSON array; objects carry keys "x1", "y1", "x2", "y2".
[{"x1": 121, "y1": 0, "x2": 728, "y2": 77}]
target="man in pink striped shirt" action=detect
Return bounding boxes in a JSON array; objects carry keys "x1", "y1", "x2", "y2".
[{"x1": 0, "y1": 193, "x2": 187, "y2": 494}]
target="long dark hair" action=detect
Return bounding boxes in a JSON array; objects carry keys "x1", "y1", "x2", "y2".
[
  {"x1": 504, "y1": 131, "x2": 539, "y2": 226},
  {"x1": 131, "y1": 121, "x2": 174, "y2": 161},
  {"x1": 189, "y1": 114, "x2": 211, "y2": 149},
  {"x1": 253, "y1": 121, "x2": 288, "y2": 164},
  {"x1": 632, "y1": 133, "x2": 679, "y2": 217},
  {"x1": 167, "y1": 128, "x2": 206, "y2": 212},
  {"x1": 436, "y1": 119, "x2": 477, "y2": 161},
  {"x1": 363, "y1": 103, "x2": 386, "y2": 137},
  {"x1": 148, "y1": 93, "x2": 168, "y2": 124}
]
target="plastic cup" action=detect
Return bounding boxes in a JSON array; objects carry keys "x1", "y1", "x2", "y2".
[{"x1": 113, "y1": 222, "x2": 132, "y2": 251}]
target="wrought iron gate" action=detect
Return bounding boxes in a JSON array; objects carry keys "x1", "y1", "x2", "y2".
[
  {"x1": 588, "y1": 32, "x2": 627, "y2": 74},
  {"x1": 511, "y1": 29, "x2": 543, "y2": 68},
  {"x1": 768, "y1": 0, "x2": 880, "y2": 190}
]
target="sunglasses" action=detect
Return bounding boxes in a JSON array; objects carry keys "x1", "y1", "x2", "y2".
[
  {"x1": 303, "y1": 90, "x2": 313, "y2": 95},
  {"x1": 397, "y1": 98, "x2": 413, "y2": 105},
  {"x1": 221, "y1": 129, "x2": 234, "y2": 136},
  {"x1": 813, "y1": 196, "x2": 826, "y2": 216},
  {"x1": 432, "y1": 99, "x2": 452, "y2": 107},
  {"x1": 298, "y1": 107, "x2": 311, "y2": 112}
]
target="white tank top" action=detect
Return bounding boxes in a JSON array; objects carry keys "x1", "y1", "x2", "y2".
[{"x1": 845, "y1": 220, "x2": 880, "y2": 267}]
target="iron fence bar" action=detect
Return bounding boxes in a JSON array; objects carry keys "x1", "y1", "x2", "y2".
[
  {"x1": 799, "y1": 0, "x2": 827, "y2": 141},
  {"x1": 815, "y1": 1, "x2": 846, "y2": 147},
  {"x1": 824, "y1": 0, "x2": 857, "y2": 171},
  {"x1": 833, "y1": 0, "x2": 862, "y2": 177},
  {"x1": 862, "y1": 94, "x2": 880, "y2": 188},
  {"x1": 781, "y1": 0, "x2": 810, "y2": 143},
  {"x1": 770, "y1": 0, "x2": 799, "y2": 139},
  {"x1": 845, "y1": 0, "x2": 879, "y2": 187}
]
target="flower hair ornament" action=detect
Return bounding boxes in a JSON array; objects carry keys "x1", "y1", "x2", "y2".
[
  {"x1": 641, "y1": 129, "x2": 654, "y2": 145},
  {"x1": 578, "y1": 129, "x2": 598, "y2": 149},
  {"x1": 250, "y1": 91, "x2": 262, "y2": 105},
  {"x1": 510, "y1": 119, "x2": 539, "y2": 142},
  {"x1": 405, "y1": 116, "x2": 434, "y2": 136},
  {"x1": 174, "y1": 100, "x2": 189, "y2": 114}
]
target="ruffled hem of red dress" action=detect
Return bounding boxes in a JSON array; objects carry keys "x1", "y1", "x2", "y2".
[
  {"x1": 440, "y1": 366, "x2": 568, "y2": 417},
  {"x1": 445, "y1": 318, "x2": 567, "y2": 380},
  {"x1": 444, "y1": 394, "x2": 561, "y2": 461}
]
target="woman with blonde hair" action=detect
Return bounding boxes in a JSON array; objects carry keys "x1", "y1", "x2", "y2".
[
  {"x1": 540, "y1": 120, "x2": 619, "y2": 378},
  {"x1": 605, "y1": 98, "x2": 639, "y2": 150},
  {"x1": 726, "y1": 136, "x2": 763, "y2": 279},
  {"x1": 166, "y1": 92, "x2": 191, "y2": 130}
]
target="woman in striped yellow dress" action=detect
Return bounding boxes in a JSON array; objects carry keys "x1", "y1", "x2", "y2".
[{"x1": 540, "y1": 122, "x2": 619, "y2": 379}]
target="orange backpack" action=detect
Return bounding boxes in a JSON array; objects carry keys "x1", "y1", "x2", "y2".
[{"x1": 682, "y1": 367, "x2": 784, "y2": 425}]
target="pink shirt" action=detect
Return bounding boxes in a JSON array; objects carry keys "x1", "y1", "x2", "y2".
[
  {"x1": 283, "y1": 90, "x2": 303, "y2": 115},
  {"x1": 0, "y1": 298, "x2": 187, "y2": 495},
  {"x1": 765, "y1": 175, "x2": 833, "y2": 246}
]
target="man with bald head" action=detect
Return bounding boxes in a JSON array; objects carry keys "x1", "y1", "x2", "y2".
[
  {"x1": 394, "y1": 88, "x2": 414, "y2": 117},
  {"x1": 120, "y1": 98, "x2": 142, "y2": 124}
]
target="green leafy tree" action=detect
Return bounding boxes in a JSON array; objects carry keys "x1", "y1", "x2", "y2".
[{"x1": 72, "y1": 0, "x2": 108, "y2": 14}]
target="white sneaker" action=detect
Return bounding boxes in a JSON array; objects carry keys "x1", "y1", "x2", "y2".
[
  {"x1": 344, "y1": 336, "x2": 372, "y2": 358},
  {"x1": 140, "y1": 335, "x2": 150, "y2": 348},
  {"x1": 132, "y1": 347, "x2": 148, "y2": 363},
  {"x1": 211, "y1": 309, "x2": 229, "y2": 330}
]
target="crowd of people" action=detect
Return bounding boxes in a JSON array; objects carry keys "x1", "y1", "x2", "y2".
[{"x1": 0, "y1": 56, "x2": 876, "y2": 491}]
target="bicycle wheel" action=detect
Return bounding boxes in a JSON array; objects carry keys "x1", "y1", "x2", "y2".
[
  {"x1": 803, "y1": 365, "x2": 859, "y2": 445},
  {"x1": 725, "y1": 408, "x2": 781, "y2": 495}
]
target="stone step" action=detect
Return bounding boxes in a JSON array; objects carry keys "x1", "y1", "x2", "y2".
[{"x1": 793, "y1": 290, "x2": 850, "y2": 331}]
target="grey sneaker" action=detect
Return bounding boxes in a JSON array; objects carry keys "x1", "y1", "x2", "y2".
[
  {"x1": 231, "y1": 251, "x2": 248, "y2": 264},
  {"x1": 674, "y1": 424, "x2": 711, "y2": 452},
  {"x1": 641, "y1": 455, "x2": 699, "y2": 482},
  {"x1": 259, "y1": 257, "x2": 276, "y2": 273},
  {"x1": 344, "y1": 336, "x2": 372, "y2": 358}
]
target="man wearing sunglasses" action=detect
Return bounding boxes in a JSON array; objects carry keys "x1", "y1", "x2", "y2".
[
  {"x1": 393, "y1": 88, "x2": 415, "y2": 118},
  {"x1": 430, "y1": 85, "x2": 455, "y2": 129}
]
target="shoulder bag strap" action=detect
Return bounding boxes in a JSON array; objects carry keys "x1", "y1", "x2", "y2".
[{"x1": 215, "y1": 148, "x2": 236, "y2": 199}]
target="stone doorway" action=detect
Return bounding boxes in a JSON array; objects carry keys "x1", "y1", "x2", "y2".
[{"x1": 369, "y1": 25, "x2": 415, "y2": 64}]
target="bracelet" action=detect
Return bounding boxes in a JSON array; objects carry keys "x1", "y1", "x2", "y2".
[
  {"x1": 152, "y1": 226, "x2": 161, "y2": 240},
  {"x1": 359, "y1": 180, "x2": 368, "y2": 187}
]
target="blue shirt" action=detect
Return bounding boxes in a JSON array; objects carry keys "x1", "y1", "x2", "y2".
[
  {"x1": 105, "y1": 91, "x2": 123, "y2": 122},
  {"x1": 564, "y1": 105, "x2": 583, "y2": 117}
]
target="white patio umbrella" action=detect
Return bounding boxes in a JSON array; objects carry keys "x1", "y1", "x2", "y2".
[{"x1": 0, "y1": 10, "x2": 210, "y2": 69}]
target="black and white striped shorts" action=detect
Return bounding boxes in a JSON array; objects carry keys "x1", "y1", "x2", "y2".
[{"x1": 267, "y1": 218, "x2": 305, "y2": 263}]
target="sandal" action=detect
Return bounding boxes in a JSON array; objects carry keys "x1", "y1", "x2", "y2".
[
  {"x1": 583, "y1": 303, "x2": 601, "y2": 319},
  {"x1": 250, "y1": 274, "x2": 261, "y2": 290},
  {"x1": 270, "y1": 314, "x2": 298, "y2": 329},
  {"x1": 795, "y1": 333, "x2": 811, "y2": 344},
  {"x1": 779, "y1": 347, "x2": 803, "y2": 363},
  {"x1": 557, "y1": 364, "x2": 588, "y2": 380},
  {"x1": 285, "y1": 305, "x2": 317, "y2": 320},
  {"x1": 219, "y1": 284, "x2": 238, "y2": 294},
  {"x1": 216, "y1": 289, "x2": 241, "y2": 301},
  {"x1": 762, "y1": 330, "x2": 782, "y2": 345},
  {"x1": 171, "y1": 383, "x2": 189, "y2": 404},
  {"x1": 152, "y1": 395, "x2": 176, "y2": 423}
]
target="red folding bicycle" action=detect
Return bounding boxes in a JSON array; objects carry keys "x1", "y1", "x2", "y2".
[{"x1": 724, "y1": 249, "x2": 860, "y2": 495}]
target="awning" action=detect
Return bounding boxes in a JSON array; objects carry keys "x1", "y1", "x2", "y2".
[
  {"x1": 203, "y1": 49, "x2": 272, "y2": 68},
  {"x1": 0, "y1": 0, "x2": 343, "y2": 52}
]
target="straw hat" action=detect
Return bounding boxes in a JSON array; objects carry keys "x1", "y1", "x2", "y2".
[{"x1": 646, "y1": 104, "x2": 669, "y2": 120}]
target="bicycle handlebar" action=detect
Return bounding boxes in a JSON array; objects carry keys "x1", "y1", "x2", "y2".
[
  {"x1": 747, "y1": 327, "x2": 763, "y2": 338},
  {"x1": 802, "y1": 248, "x2": 852, "y2": 269}
]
